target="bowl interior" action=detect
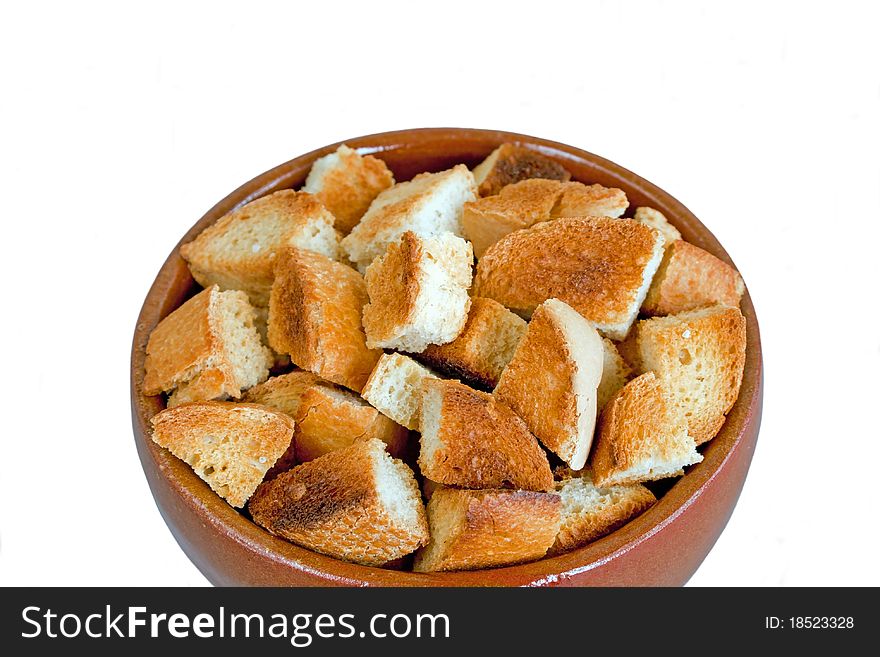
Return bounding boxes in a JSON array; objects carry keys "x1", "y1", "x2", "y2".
[{"x1": 131, "y1": 128, "x2": 762, "y2": 586}]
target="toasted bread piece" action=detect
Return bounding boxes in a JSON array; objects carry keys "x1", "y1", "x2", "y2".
[
  {"x1": 551, "y1": 181, "x2": 629, "y2": 219},
  {"x1": 164, "y1": 368, "x2": 230, "y2": 408},
  {"x1": 642, "y1": 240, "x2": 745, "y2": 316},
  {"x1": 473, "y1": 216, "x2": 665, "y2": 340},
  {"x1": 631, "y1": 305, "x2": 746, "y2": 444},
  {"x1": 361, "y1": 353, "x2": 440, "y2": 430},
  {"x1": 494, "y1": 299, "x2": 603, "y2": 470},
  {"x1": 143, "y1": 285, "x2": 272, "y2": 406},
  {"x1": 180, "y1": 190, "x2": 340, "y2": 306},
  {"x1": 413, "y1": 488, "x2": 562, "y2": 572},
  {"x1": 362, "y1": 231, "x2": 473, "y2": 352},
  {"x1": 243, "y1": 371, "x2": 408, "y2": 469},
  {"x1": 150, "y1": 401, "x2": 295, "y2": 508},
  {"x1": 472, "y1": 143, "x2": 571, "y2": 197},
  {"x1": 302, "y1": 144, "x2": 395, "y2": 235},
  {"x1": 248, "y1": 438, "x2": 429, "y2": 566},
  {"x1": 591, "y1": 372, "x2": 702, "y2": 487},
  {"x1": 419, "y1": 379, "x2": 553, "y2": 491},
  {"x1": 633, "y1": 206, "x2": 681, "y2": 245},
  {"x1": 548, "y1": 468, "x2": 655, "y2": 556},
  {"x1": 267, "y1": 247, "x2": 380, "y2": 392},
  {"x1": 340, "y1": 165, "x2": 476, "y2": 273},
  {"x1": 462, "y1": 179, "x2": 564, "y2": 258},
  {"x1": 598, "y1": 338, "x2": 632, "y2": 413},
  {"x1": 416, "y1": 297, "x2": 527, "y2": 388},
  {"x1": 463, "y1": 179, "x2": 629, "y2": 258}
]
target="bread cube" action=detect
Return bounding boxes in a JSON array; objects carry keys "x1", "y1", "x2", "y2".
[
  {"x1": 471, "y1": 143, "x2": 571, "y2": 196},
  {"x1": 302, "y1": 144, "x2": 395, "y2": 235},
  {"x1": 552, "y1": 181, "x2": 628, "y2": 219},
  {"x1": 419, "y1": 379, "x2": 553, "y2": 491},
  {"x1": 249, "y1": 438, "x2": 429, "y2": 566},
  {"x1": 413, "y1": 488, "x2": 561, "y2": 572},
  {"x1": 462, "y1": 178, "x2": 562, "y2": 258},
  {"x1": 416, "y1": 297, "x2": 527, "y2": 388},
  {"x1": 243, "y1": 370, "x2": 408, "y2": 468},
  {"x1": 150, "y1": 401, "x2": 295, "y2": 508},
  {"x1": 495, "y1": 299, "x2": 604, "y2": 470},
  {"x1": 361, "y1": 353, "x2": 440, "y2": 430},
  {"x1": 268, "y1": 247, "x2": 380, "y2": 392},
  {"x1": 598, "y1": 338, "x2": 632, "y2": 413},
  {"x1": 143, "y1": 285, "x2": 272, "y2": 406},
  {"x1": 463, "y1": 179, "x2": 628, "y2": 258},
  {"x1": 473, "y1": 216, "x2": 665, "y2": 340},
  {"x1": 549, "y1": 468, "x2": 655, "y2": 556},
  {"x1": 180, "y1": 190, "x2": 340, "y2": 307},
  {"x1": 340, "y1": 164, "x2": 476, "y2": 273},
  {"x1": 591, "y1": 372, "x2": 703, "y2": 487},
  {"x1": 630, "y1": 305, "x2": 747, "y2": 444},
  {"x1": 642, "y1": 240, "x2": 745, "y2": 316},
  {"x1": 362, "y1": 231, "x2": 473, "y2": 352}
]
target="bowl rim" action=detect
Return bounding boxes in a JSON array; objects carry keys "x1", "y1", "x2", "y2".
[{"x1": 131, "y1": 127, "x2": 763, "y2": 586}]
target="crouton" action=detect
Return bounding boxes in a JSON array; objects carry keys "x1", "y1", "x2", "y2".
[
  {"x1": 267, "y1": 247, "x2": 380, "y2": 392},
  {"x1": 302, "y1": 144, "x2": 395, "y2": 235},
  {"x1": 180, "y1": 190, "x2": 340, "y2": 306}
]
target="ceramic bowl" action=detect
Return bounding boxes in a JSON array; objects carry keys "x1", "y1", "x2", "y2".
[{"x1": 130, "y1": 128, "x2": 762, "y2": 586}]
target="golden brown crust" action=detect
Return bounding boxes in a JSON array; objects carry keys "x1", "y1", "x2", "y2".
[
  {"x1": 591, "y1": 372, "x2": 700, "y2": 487},
  {"x1": 642, "y1": 240, "x2": 745, "y2": 316},
  {"x1": 362, "y1": 231, "x2": 473, "y2": 352},
  {"x1": 463, "y1": 179, "x2": 630, "y2": 257},
  {"x1": 418, "y1": 379, "x2": 554, "y2": 491},
  {"x1": 166, "y1": 367, "x2": 230, "y2": 408},
  {"x1": 551, "y1": 181, "x2": 629, "y2": 219},
  {"x1": 634, "y1": 305, "x2": 747, "y2": 444},
  {"x1": 180, "y1": 190, "x2": 337, "y2": 306},
  {"x1": 144, "y1": 287, "x2": 224, "y2": 395},
  {"x1": 340, "y1": 165, "x2": 476, "y2": 271},
  {"x1": 243, "y1": 367, "x2": 323, "y2": 406},
  {"x1": 417, "y1": 297, "x2": 526, "y2": 388},
  {"x1": 243, "y1": 371, "x2": 408, "y2": 468},
  {"x1": 307, "y1": 146, "x2": 395, "y2": 234},
  {"x1": 592, "y1": 374, "x2": 662, "y2": 483},
  {"x1": 472, "y1": 217, "x2": 662, "y2": 337},
  {"x1": 143, "y1": 285, "x2": 246, "y2": 403},
  {"x1": 493, "y1": 302, "x2": 579, "y2": 461},
  {"x1": 548, "y1": 468, "x2": 655, "y2": 556},
  {"x1": 250, "y1": 439, "x2": 372, "y2": 530},
  {"x1": 267, "y1": 247, "x2": 381, "y2": 392},
  {"x1": 248, "y1": 438, "x2": 429, "y2": 566},
  {"x1": 150, "y1": 401, "x2": 296, "y2": 508},
  {"x1": 474, "y1": 144, "x2": 571, "y2": 196},
  {"x1": 413, "y1": 488, "x2": 562, "y2": 572},
  {"x1": 360, "y1": 353, "x2": 439, "y2": 430},
  {"x1": 362, "y1": 231, "x2": 421, "y2": 344},
  {"x1": 462, "y1": 179, "x2": 564, "y2": 257},
  {"x1": 294, "y1": 386, "x2": 407, "y2": 462}
]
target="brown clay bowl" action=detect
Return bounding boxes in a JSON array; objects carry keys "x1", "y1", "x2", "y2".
[{"x1": 130, "y1": 128, "x2": 762, "y2": 586}]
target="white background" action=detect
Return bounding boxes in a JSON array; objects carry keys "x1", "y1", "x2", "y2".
[{"x1": 1, "y1": 1, "x2": 878, "y2": 587}]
